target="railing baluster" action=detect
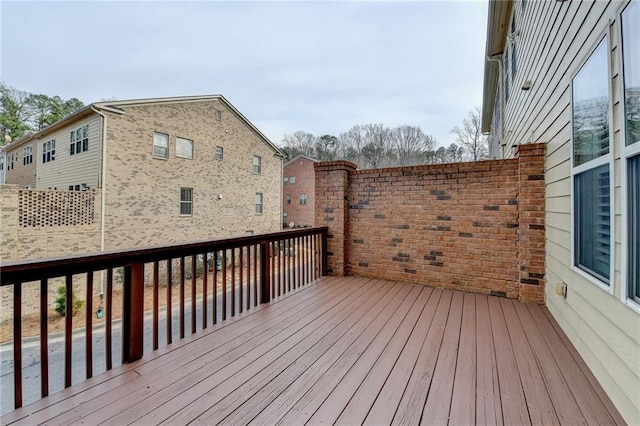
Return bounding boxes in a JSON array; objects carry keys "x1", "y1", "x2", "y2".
[
  {"x1": 65, "y1": 275, "x2": 73, "y2": 388},
  {"x1": 289, "y1": 238, "x2": 293, "y2": 292},
  {"x1": 213, "y1": 252, "x2": 218, "y2": 325},
  {"x1": 246, "y1": 247, "x2": 251, "y2": 311},
  {"x1": 122, "y1": 262, "x2": 144, "y2": 363},
  {"x1": 278, "y1": 240, "x2": 283, "y2": 297},
  {"x1": 203, "y1": 253, "x2": 208, "y2": 329},
  {"x1": 239, "y1": 247, "x2": 244, "y2": 314},
  {"x1": 191, "y1": 255, "x2": 196, "y2": 335},
  {"x1": 153, "y1": 261, "x2": 159, "y2": 351},
  {"x1": 260, "y1": 242, "x2": 270, "y2": 303},
  {"x1": 253, "y1": 245, "x2": 258, "y2": 307},
  {"x1": 179, "y1": 257, "x2": 185, "y2": 339},
  {"x1": 40, "y1": 278, "x2": 49, "y2": 397},
  {"x1": 14, "y1": 281, "x2": 22, "y2": 409},
  {"x1": 166, "y1": 260, "x2": 172, "y2": 345},
  {"x1": 106, "y1": 268, "x2": 113, "y2": 370},
  {"x1": 85, "y1": 272, "x2": 93, "y2": 379},
  {"x1": 222, "y1": 250, "x2": 227, "y2": 321},
  {"x1": 231, "y1": 248, "x2": 236, "y2": 317},
  {"x1": 270, "y1": 242, "x2": 275, "y2": 297}
]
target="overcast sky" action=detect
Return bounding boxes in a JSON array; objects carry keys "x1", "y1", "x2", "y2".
[{"x1": 1, "y1": 0, "x2": 488, "y2": 148}]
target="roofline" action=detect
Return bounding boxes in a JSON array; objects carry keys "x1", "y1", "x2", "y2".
[
  {"x1": 481, "y1": 0, "x2": 513, "y2": 133},
  {"x1": 3, "y1": 95, "x2": 283, "y2": 157},
  {"x1": 284, "y1": 154, "x2": 319, "y2": 167}
]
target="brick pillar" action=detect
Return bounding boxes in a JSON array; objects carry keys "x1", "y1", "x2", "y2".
[
  {"x1": 516, "y1": 143, "x2": 546, "y2": 304},
  {"x1": 314, "y1": 160, "x2": 357, "y2": 277}
]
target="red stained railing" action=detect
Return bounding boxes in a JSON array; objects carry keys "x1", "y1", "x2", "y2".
[{"x1": 0, "y1": 227, "x2": 328, "y2": 412}]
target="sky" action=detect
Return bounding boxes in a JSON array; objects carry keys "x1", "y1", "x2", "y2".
[{"x1": 0, "y1": 0, "x2": 489, "y2": 148}]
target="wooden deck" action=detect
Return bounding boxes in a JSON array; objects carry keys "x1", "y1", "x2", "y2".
[{"x1": 2, "y1": 276, "x2": 625, "y2": 425}]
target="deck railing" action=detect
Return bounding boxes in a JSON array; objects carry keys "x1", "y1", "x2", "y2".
[{"x1": 0, "y1": 226, "x2": 328, "y2": 412}]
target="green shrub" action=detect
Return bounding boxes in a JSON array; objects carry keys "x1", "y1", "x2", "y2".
[{"x1": 54, "y1": 286, "x2": 85, "y2": 317}]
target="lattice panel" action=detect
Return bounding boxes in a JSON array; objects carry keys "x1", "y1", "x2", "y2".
[{"x1": 19, "y1": 189, "x2": 96, "y2": 227}]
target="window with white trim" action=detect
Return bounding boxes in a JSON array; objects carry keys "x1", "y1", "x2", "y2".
[
  {"x1": 70, "y1": 125, "x2": 89, "y2": 155},
  {"x1": 289, "y1": 176, "x2": 296, "y2": 184},
  {"x1": 180, "y1": 187, "x2": 193, "y2": 215},
  {"x1": 153, "y1": 132, "x2": 169, "y2": 159},
  {"x1": 286, "y1": 194, "x2": 291, "y2": 204},
  {"x1": 176, "y1": 137, "x2": 194, "y2": 159},
  {"x1": 215, "y1": 146, "x2": 223, "y2": 160},
  {"x1": 253, "y1": 155, "x2": 261, "y2": 174},
  {"x1": 42, "y1": 139, "x2": 55, "y2": 163},
  {"x1": 572, "y1": 36, "x2": 611, "y2": 286},
  {"x1": 23, "y1": 145, "x2": 33, "y2": 165},
  {"x1": 621, "y1": 0, "x2": 639, "y2": 302},
  {"x1": 255, "y1": 192, "x2": 263, "y2": 214},
  {"x1": 299, "y1": 194, "x2": 307, "y2": 205}
]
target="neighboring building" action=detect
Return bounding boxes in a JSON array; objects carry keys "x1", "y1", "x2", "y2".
[
  {"x1": 1, "y1": 95, "x2": 283, "y2": 261},
  {"x1": 481, "y1": 1, "x2": 639, "y2": 423},
  {"x1": 282, "y1": 155, "x2": 317, "y2": 228}
]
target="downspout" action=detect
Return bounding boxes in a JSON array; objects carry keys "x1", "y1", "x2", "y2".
[
  {"x1": 91, "y1": 105, "x2": 108, "y2": 295},
  {"x1": 487, "y1": 54, "x2": 504, "y2": 158}
]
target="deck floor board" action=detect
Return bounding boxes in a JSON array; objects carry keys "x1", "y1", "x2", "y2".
[{"x1": 2, "y1": 276, "x2": 625, "y2": 426}]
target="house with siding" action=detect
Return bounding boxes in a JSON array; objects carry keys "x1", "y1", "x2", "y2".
[
  {"x1": 1, "y1": 95, "x2": 283, "y2": 261},
  {"x1": 282, "y1": 154, "x2": 317, "y2": 228},
  {"x1": 481, "y1": 0, "x2": 639, "y2": 423}
]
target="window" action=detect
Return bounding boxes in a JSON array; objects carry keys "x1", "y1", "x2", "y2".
[
  {"x1": 176, "y1": 137, "x2": 194, "y2": 159},
  {"x1": 572, "y1": 37, "x2": 611, "y2": 286},
  {"x1": 42, "y1": 139, "x2": 55, "y2": 163},
  {"x1": 215, "y1": 109, "x2": 222, "y2": 121},
  {"x1": 283, "y1": 212, "x2": 288, "y2": 218},
  {"x1": 23, "y1": 145, "x2": 33, "y2": 165},
  {"x1": 286, "y1": 194, "x2": 291, "y2": 204},
  {"x1": 621, "y1": 1, "x2": 640, "y2": 302},
  {"x1": 253, "y1": 155, "x2": 261, "y2": 174},
  {"x1": 255, "y1": 193, "x2": 263, "y2": 214},
  {"x1": 180, "y1": 187, "x2": 193, "y2": 215},
  {"x1": 153, "y1": 132, "x2": 169, "y2": 159},
  {"x1": 299, "y1": 194, "x2": 307, "y2": 205},
  {"x1": 283, "y1": 177, "x2": 289, "y2": 184},
  {"x1": 0, "y1": 156, "x2": 4, "y2": 171},
  {"x1": 6, "y1": 153, "x2": 13, "y2": 170},
  {"x1": 289, "y1": 176, "x2": 296, "y2": 184},
  {"x1": 70, "y1": 125, "x2": 89, "y2": 155},
  {"x1": 215, "y1": 146, "x2": 224, "y2": 160}
]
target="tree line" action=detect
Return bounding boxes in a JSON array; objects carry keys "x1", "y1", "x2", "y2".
[
  {"x1": 0, "y1": 82, "x2": 85, "y2": 144},
  {"x1": 281, "y1": 108, "x2": 488, "y2": 169}
]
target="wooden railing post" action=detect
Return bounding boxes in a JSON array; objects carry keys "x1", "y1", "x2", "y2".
[
  {"x1": 260, "y1": 241, "x2": 271, "y2": 303},
  {"x1": 122, "y1": 262, "x2": 144, "y2": 363},
  {"x1": 321, "y1": 230, "x2": 328, "y2": 276}
]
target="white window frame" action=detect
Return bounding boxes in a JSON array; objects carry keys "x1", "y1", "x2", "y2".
[
  {"x1": 618, "y1": 0, "x2": 640, "y2": 312},
  {"x1": 70, "y1": 125, "x2": 89, "y2": 155},
  {"x1": 299, "y1": 194, "x2": 307, "y2": 205},
  {"x1": 176, "y1": 137, "x2": 194, "y2": 159},
  {"x1": 570, "y1": 33, "x2": 615, "y2": 294},
  {"x1": 253, "y1": 155, "x2": 262, "y2": 174},
  {"x1": 153, "y1": 132, "x2": 169, "y2": 159},
  {"x1": 215, "y1": 146, "x2": 223, "y2": 160},
  {"x1": 42, "y1": 139, "x2": 56, "y2": 164},
  {"x1": 255, "y1": 192, "x2": 263, "y2": 214},
  {"x1": 289, "y1": 176, "x2": 296, "y2": 184},
  {"x1": 180, "y1": 187, "x2": 193, "y2": 216},
  {"x1": 23, "y1": 145, "x2": 33, "y2": 165}
]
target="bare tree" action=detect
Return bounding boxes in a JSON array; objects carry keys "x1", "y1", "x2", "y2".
[
  {"x1": 390, "y1": 125, "x2": 437, "y2": 166},
  {"x1": 280, "y1": 131, "x2": 317, "y2": 160},
  {"x1": 451, "y1": 107, "x2": 488, "y2": 161}
]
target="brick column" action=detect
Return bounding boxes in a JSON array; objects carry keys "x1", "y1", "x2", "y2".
[
  {"x1": 314, "y1": 160, "x2": 357, "y2": 277},
  {"x1": 516, "y1": 143, "x2": 546, "y2": 304}
]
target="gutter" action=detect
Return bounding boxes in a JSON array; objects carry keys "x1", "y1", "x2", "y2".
[{"x1": 486, "y1": 53, "x2": 505, "y2": 157}]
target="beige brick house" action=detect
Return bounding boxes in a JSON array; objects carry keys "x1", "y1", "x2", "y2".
[
  {"x1": 282, "y1": 154, "x2": 317, "y2": 228},
  {"x1": 1, "y1": 95, "x2": 283, "y2": 261}
]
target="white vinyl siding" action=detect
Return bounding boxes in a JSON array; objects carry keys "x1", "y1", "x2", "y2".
[
  {"x1": 488, "y1": 1, "x2": 639, "y2": 422},
  {"x1": 37, "y1": 114, "x2": 101, "y2": 190}
]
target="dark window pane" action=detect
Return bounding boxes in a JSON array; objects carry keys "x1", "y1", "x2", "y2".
[
  {"x1": 629, "y1": 155, "x2": 640, "y2": 301},
  {"x1": 574, "y1": 164, "x2": 610, "y2": 282}
]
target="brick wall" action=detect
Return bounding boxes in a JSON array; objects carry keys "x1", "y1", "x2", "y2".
[
  {"x1": 1, "y1": 185, "x2": 101, "y2": 262},
  {"x1": 283, "y1": 156, "x2": 317, "y2": 228},
  {"x1": 315, "y1": 143, "x2": 546, "y2": 304}
]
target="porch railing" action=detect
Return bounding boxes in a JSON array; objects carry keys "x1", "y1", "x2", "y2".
[{"x1": 0, "y1": 226, "x2": 328, "y2": 412}]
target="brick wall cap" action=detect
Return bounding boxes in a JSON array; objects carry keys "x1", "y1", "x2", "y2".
[{"x1": 314, "y1": 160, "x2": 358, "y2": 172}]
